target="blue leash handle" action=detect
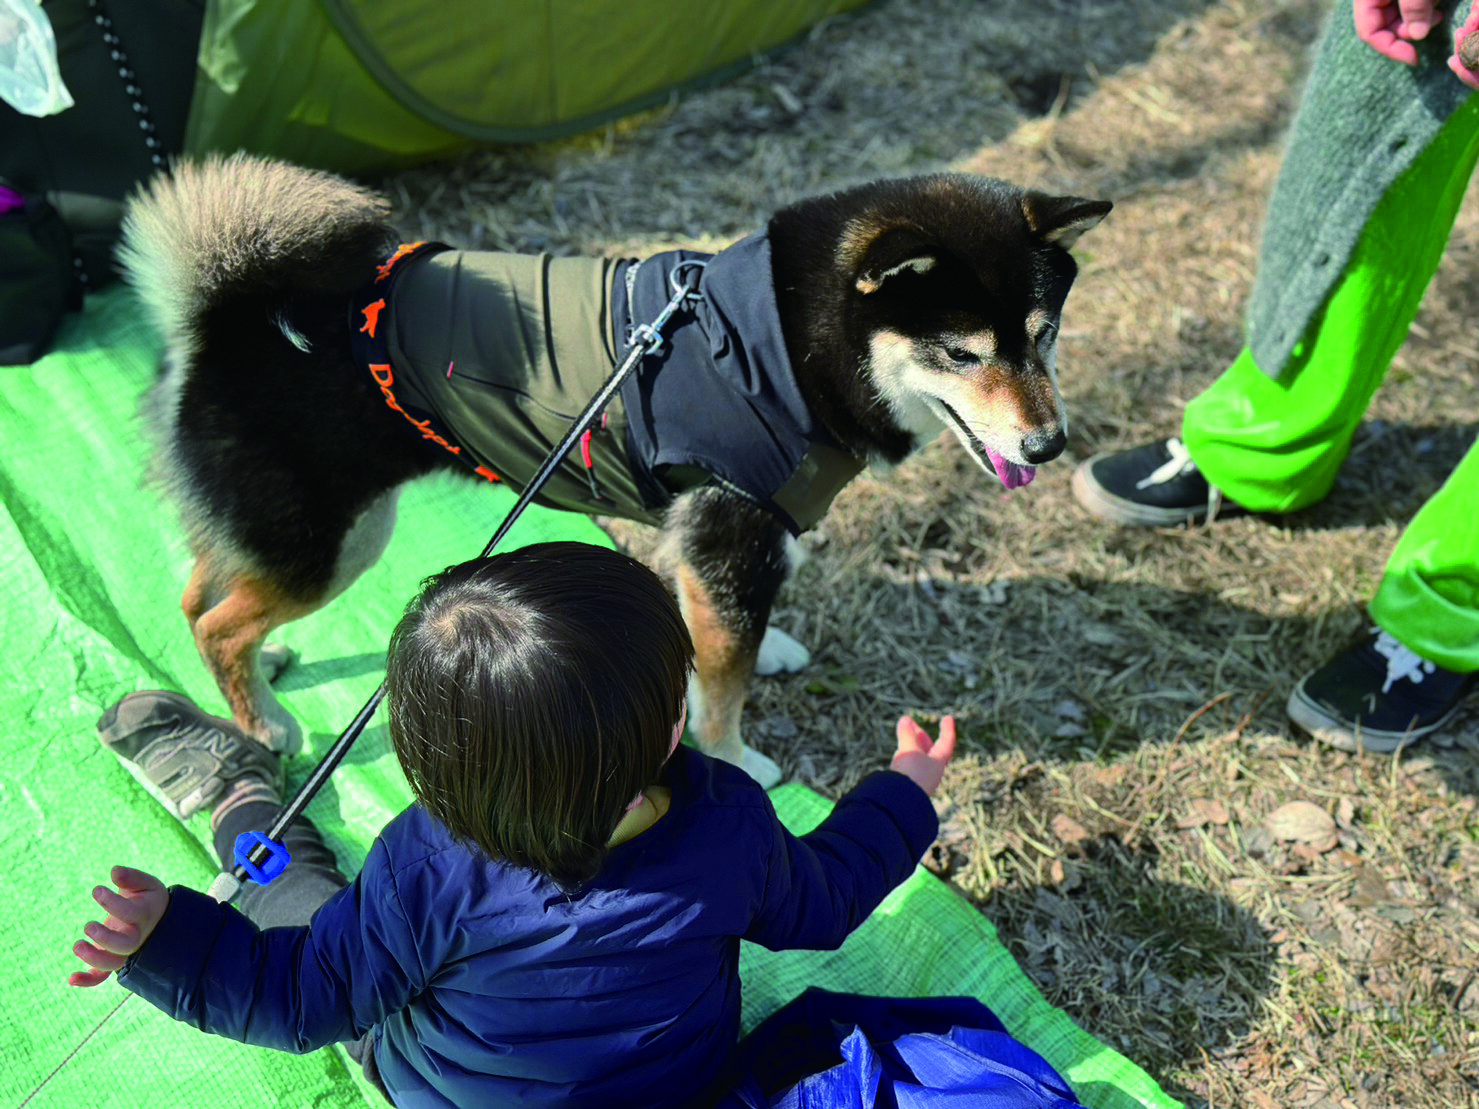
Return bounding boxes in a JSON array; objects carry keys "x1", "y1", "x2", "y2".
[{"x1": 233, "y1": 831, "x2": 291, "y2": 885}]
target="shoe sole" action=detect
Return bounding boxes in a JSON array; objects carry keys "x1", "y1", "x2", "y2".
[
  {"x1": 1071, "y1": 457, "x2": 1214, "y2": 528},
  {"x1": 1286, "y1": 682, "x2": 1456, "y2": 753}
]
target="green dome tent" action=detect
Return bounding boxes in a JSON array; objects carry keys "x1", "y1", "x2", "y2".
[{"x1": 186, "y1": 0, "x2": 872, "y2": 172}]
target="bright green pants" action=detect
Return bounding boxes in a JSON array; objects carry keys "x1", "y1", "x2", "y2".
[{"x1": 1181, "y1": 94, "x2": 1479, "y2": 673}]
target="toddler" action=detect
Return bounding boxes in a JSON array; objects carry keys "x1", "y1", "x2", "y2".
[{"x1": 70, "y1": 541, "x2": 953, "y2": 1107}]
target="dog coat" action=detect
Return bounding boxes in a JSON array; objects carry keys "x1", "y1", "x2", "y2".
[{"x1": 353, "y1": 235, "x2": 862, "y2": 535}]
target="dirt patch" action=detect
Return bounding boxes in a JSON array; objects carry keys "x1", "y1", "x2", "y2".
[{"x1": 381, "y1": 1, "x2": 1479, "y2": 1104}]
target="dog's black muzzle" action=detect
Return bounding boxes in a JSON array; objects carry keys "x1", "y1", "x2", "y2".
[{"x1": 1021, "y1": 427, "x2": 1067, "y2": 464}]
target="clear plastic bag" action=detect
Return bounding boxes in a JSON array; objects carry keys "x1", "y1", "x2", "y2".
[{"x1": 0, "y1": 0, "x2": 74, "y2": 117}]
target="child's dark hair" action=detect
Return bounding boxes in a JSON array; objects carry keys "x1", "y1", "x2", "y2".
[{"x1": 386, "y1": 541, "x2": 693, "y2": 886}]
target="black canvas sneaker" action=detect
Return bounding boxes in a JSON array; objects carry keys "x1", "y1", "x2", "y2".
[
  {"x1": 1072, "y1": 437, "x2": 1240, "y2": 526},
  {"x1": 1287, "y1": 628, "x2": 1476, "y2": 752}
]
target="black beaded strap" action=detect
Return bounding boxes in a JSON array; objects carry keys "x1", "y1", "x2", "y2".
[
  {"x1": 88, "y1": 0, "x2": 165, "y2": 171},
  {"x1": 79, "y1": 0, "x2": 166, "y2": 293}
]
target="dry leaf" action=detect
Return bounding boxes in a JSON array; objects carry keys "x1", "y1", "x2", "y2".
[
  {"x1": 1347, "y1": 865, "x2": 1391, "y2": 908},
  {"x1": 1176, "y1": 798, "x2": 1230, "y2": 829},
  {"x1": 1051, "y1": 813, "x2": 1090, "y2": 846},
  {"x1": 1266, "y1": 801, "x2": 1337, "y2": 850}
]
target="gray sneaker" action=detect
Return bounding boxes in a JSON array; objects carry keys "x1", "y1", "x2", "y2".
[{"x1": 98, "y1": 691, "x2": 283, "y2": 820}]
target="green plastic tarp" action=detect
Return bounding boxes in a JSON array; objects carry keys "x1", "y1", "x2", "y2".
[
  {"x1": 185, "y1": 0, "x2": 872, "y2": 172},
  {"x1": 2, "y1": 286, "x2": 1182, "y2": 1108}
]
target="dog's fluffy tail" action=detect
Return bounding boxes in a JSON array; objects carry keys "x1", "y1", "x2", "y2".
[{"x1": 118, "y1": 153, "x2": 394, "y2": 356}]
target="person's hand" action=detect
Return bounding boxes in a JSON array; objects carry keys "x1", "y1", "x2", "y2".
[
  {"x1": 1353, "y1": 0, "x2": 1442, "y2": 64},
  {"x1": 68, "y1": 867, "x2": 169, "y2": 988},
  {"x1": 1449, "y1": 7, "x2": 1479, "y2": 87},
  {"x1": 890, "y1": 715, "x2": 956, "y2": 796}
]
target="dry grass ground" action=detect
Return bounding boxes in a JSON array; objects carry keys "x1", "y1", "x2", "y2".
[{"x1": 380, "y1": 2, "x2": 1479, "y2": 1104}]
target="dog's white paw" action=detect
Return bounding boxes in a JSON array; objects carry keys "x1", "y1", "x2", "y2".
[
  {"x1": 741, "y1": 745, "x2": 784, "y2": 790},
  {"x1": 254, "y1": 704, "x2": 303, "y2": 757},
  {"x1": 260, "y1": 643, "x2": 295, "y2": 684},
  {"x1": 755, "y1": 626, "x2": 810, "y2": 676}
]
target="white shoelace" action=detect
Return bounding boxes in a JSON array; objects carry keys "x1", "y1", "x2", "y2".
[
  {"x1": 1372, "y1": 628, "x2": 1436, "y2": 694},
  {"x1": 1135, "y1": 437, "x2": 1196, "y2": 489},
  {"x1": 1133, "y1": 437, "x2": 1225, "y2": 523}
]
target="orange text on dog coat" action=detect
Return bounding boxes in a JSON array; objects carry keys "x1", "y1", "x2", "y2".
[
  {"x1": 368, "y1": 363, "x2": 499, "y2": 483},
  {"x1": 360, "y1": 298, "x2": 385, "y2": 339},
  {"x1": 376, "y1": 242, "x2": 426, "y2": 284}
]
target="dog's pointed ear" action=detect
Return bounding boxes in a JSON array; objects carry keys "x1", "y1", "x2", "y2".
[
  {"x1": 855, "y1": 250, "x2": 938, "y2": 295},
  {"x1": 848, "y1": 225, "x2": 941, "y2": 295},
  {"x1": 1021, "y1": 193, "x2": 1112, "y2": 249}
]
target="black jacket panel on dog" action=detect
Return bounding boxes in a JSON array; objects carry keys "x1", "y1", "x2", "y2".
[
  {"x1": 615, "y1": 233, "x2": 862, "y2": 535},
  {"x1": 365, "y1": 234, "x2": 862, "y2": 535}
]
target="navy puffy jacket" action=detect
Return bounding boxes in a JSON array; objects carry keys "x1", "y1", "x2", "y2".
[{"x1": 119, "y1": 746, "x2": 937, "y2": 1108}]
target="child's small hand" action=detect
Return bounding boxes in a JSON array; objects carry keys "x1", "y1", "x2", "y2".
[
  {"x1": 68, "y1": 866, "x2": 169, "y2": 988},
  {"x1": 890, "y1": 715, "x2": 956, "y2": 796}
]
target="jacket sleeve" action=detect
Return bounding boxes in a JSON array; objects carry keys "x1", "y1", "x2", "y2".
[
  {"x1": 743, "y1": 770, "x2": 938, "y2": 951},
  {"x1": 116, "y1": 835, "x2": 432, "y2": 1053}
]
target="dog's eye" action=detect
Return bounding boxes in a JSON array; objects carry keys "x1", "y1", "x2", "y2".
[
  {"x1": 943, "y1": 346, "x2": 978, "y2": 366},
  {"x1": 1035, "y1": 322, "x2": 1059, "y2": 345}
]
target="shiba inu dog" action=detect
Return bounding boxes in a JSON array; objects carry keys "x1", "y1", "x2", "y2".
[{"x1": 119, "y1": 155, "x2": 1108, "y2": 786}]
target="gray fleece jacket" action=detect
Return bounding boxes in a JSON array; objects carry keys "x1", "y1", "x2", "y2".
[{"x1": 1246, "y1": 0, "x2": 1473, "y2": 376}]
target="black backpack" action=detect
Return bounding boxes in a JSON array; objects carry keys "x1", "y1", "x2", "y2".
[{"x1": 0, "y1": 0, "x2": 202, "y2": 364}]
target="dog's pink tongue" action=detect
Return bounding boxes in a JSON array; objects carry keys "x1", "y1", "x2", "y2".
[{"x1": 987, "y1": 448, "x2": 1036, "y2": 490}]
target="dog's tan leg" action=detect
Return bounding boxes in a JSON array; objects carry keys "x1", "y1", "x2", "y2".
[
  {"x1": 179, "y1": 492, "x2": 400, "y2": 754},
  {"x1": 662, "y1": 486, "x2": 791, "y2": 787},
  {"x1": 181, "y1": 557, "x2": 221, "y2": 628},
  {"x1": 674, "y1": 563, "x2": 750, "y2": 766},
  {"x1": 185, "y1": 553, "x2": 295, "y2": 681},
  {"x1": 674, "y1": 563, "x2": 783, "y2": 788},
  {"x1": 189, "y1": 573, "x2": 318, "y2": 755}
]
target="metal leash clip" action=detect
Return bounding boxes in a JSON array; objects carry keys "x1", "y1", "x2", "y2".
[{"x1": 626, "y1": 258, "x2": 706, "y2": 356}]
